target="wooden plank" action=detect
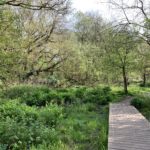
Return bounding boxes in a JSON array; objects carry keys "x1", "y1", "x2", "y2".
[{"x1": 108, "y1": 97, "x2": 150, "y2": 150}]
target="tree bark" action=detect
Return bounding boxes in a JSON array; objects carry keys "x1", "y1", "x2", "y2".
[
  {"x1": 122, "y1": 66, "x2": 128, "y2": 94},
  {"x1": 143, "y1": 72, "x2": 146, "y2": 87}
]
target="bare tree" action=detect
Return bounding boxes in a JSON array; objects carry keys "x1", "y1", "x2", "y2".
[
  {"x1": 108, "y1": 0, "x2": 150, "y2": 45},
  {"x1": 0, "y1": 0, "x2": 70, "y2": 13}
]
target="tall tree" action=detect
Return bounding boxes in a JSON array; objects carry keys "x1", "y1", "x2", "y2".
[{"x1": 104, "y1": 28, "x2": 137, "y2": 94}]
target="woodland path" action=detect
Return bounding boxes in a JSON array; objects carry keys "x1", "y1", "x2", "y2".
[{"x1": 108, "y1": 96, "x2": 150, "y2": 150}]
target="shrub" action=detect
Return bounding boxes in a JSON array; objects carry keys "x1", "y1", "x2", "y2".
[
  {"x1": 0, "y1": 101, "x2": 38, "y2": 122},
  {"x1": 3, "y1": 85, "x2": 65, "y2": 106},
  {"x1": 21, "y1": 91, "x2": 49, "y2": 106},
  {"x1": 0, "y1": 85, "x2": 112, "y2": 150},
  {"x1": 139, "y1": 83, "x2": 150, "y2": 87},
  {"x1": 0, "y1": 101, "x2": 63, "y2": 150},
  {"x1": 83, "y1": 87, "x2": 112, "y2": 105},
  {"x1": 2, "y1": 85, "x2": 50, "y2": 106},
  {"x1": 3, "y1": 85, "x2": 50, "y2": 99},
  {"x1": 2, "y1": 85, "x2": 113, "y2": 107},
  {"x1": 3, "y1": 85, "x2": 79, "y2": 106},
  {"x1": 103, "y1": 86, "x2": 111, "y2": 93},
  {"x1": 0, "y1": 118, "x2": 59, "y2": 150},
  {"x1": 75, "y1": 87, "x2": 87, "y2": 99},
  {"x1": 131, "y1": 98, "x2": 145, "y2": 109},
  {"x1": 60, "y1": 92, "x2": 77, "y2": 105},
  {"x1": 39, "y1": 105, "x2": 63, "y2": 127}
]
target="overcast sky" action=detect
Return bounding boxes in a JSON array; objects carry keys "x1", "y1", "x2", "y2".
[
  {"x1": 71, "y1": 0, "x2": 113, "y2": 20},
  {"x1": 71, "y1": 0, "x2": 148, "y2": 22}
]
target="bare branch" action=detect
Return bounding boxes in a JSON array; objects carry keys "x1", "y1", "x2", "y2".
[{"x1": 0, "y1": 0, "x2": 70, "y2": 14}]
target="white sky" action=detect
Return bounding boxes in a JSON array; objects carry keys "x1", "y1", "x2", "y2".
[
  {"x1": 71, "y1": 0, "x2": 113, "y2": 20},
  {"x1": 71, "y1": 0, "x2": 149, "y2": 22}
]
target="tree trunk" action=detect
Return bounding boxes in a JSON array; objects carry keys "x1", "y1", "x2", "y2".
[
  {"x1": 122, "y1": 66, "x2": 128, "y2": 94},
  {"x1": 143, "y1": 72, "x2": 146, "y2": 87},
  {"x1": 142, "y1": 67, "x2": 146, "y2": 87}
]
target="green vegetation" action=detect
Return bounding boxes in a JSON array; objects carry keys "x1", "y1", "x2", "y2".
[
  {"x1": 0, "y1": 85, "x2": 122, "y2": 150},
  {"x1": 130, "y1": 87, "x2": 150, "y2": 121},
  {"x1": 0, "y1": 0, "x2": 150, "y2": 150}
]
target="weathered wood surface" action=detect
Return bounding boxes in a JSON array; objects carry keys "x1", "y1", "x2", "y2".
[{"x1": 108, "y1": 97, "x2": 150, "y2": 150}]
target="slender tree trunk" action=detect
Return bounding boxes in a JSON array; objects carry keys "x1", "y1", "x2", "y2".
[
  {"x1": 143, "y1": 68, "x2": 146, "y2": 86},
  {"x1": 122, "y1": 66, "x2": 128, "y2": 94},
  {"x1": 143, "y1": 73, "x2": 146, "y2": 86}
]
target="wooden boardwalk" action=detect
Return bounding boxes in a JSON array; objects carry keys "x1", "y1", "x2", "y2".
[{"x1": 108, "y1": 97, "x2": 150, "y2": 150}]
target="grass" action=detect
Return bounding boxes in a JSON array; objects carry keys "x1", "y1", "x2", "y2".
[
  {"x1": 58, "y1": 103, "x2": 109, "y2": 150},
  {"x1": 0, "y1": 85, "x2": 122, "y2": 150}
]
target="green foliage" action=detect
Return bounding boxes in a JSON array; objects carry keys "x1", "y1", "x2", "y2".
[
  {"x1": 75, "y1": 87, "x2": 87, "y2": 99},
  {"x1": 30, "y1": 141, "x2": 74, "y2": 150},
  {"x1": 59, "y1": 103, "x2": 108, "y2": 150},
  {"x1": 130, "y1": 89, "x2": 150, "y2": 121},
  {"x1": 140, "y1": 83, "x2": 150, "y2": 87},
  {"x1": 0, "y1": 85, "x2": 117, "y2": 149},
  {"x1": 39, "y1": 105, "x2": 63, "y2": 127},
  {"x1": 3, "y1": 85, "x2": 50, "y2": 106},
  {"x1": 3, "y1": 85, "x2": 49, "y2": 99},
  {"x1": 83, "y1": 87, "x2": 113, "y2": 105},
  {"x1": 131, "y1": 98, "x2": 145, "y2": 109},
  {"x1": 0, "y1": 100, "x2": 62, "y2": 149},
  {"x1": 3, "y1": 85, "x2": 113, "y2": 107},
  {"x1": 0, "y1": 8, "x2": 22, "y2": 84}
]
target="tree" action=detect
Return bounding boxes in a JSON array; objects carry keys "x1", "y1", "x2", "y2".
[
  {"x1": 136, "y1": 42, "x2": 150, "y2": 86},
  {"x1": 75, "y1": 11, "x2": 106, "y2": 46},
  {"x1": 0, "y1": 7, "x2": 22, "y2": 86},
  {"x1": 0, "y1": 0, "x2": 71, "y2": 84},
  {"x1": 108, "y1": 0, "x2": 150, "y2": 46},
  {"x1": 72, "y1": 12, "x2": 109, "y2": 85},
  {"x1": 19, "y1": 9, "x2": 70, "y2": 81},
  {"x1": 104, "y1": 28, "x2": 137, "y2": 94},
  {"x1": 0, "y1": 0, "x2": 70, "y2": 12}
]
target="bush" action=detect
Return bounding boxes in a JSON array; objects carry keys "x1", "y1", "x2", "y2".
[
  {"x1": 75, "y1": 87, "x2": 87, "y2": 99},
  {"x1": 83, "y1": 87, "x2": 112, "y2": 105},
  {"x1": 139, "y1": 83, "x2": 150, "y2": 87},
  {"x1": 0, "y1": 85, "x2": 113, "y2": 150},
  {"x1": 0, "y1": 118, "x2": 59, "y2": 150},
  {"x1": 3, "y1": 85, "x2": 50, "y2": 99},
  {"x1": 2, "y1": 85, "x2": 113, "y2": 107},
  {"x1": 22, "y1": 92, "x2": 48, "y2": 106},
  {"x1": 0, "y1": 101, "x2": 63, "y2": 149},
  {"x1": 3, "y1": 85, "x2": 50, "y2": 106},
  {"x1": 39, "y1": 105, "x2": 63, "y2": 127},
  {"x1": 60, "y1": 92, "x2": 76, "y2": 105},
  {"x1": 3, "y1": 85, "x2": 64, "y2": 106},
  {"x1": 131, "y1": 98, "x2": 145, "y2": 109},
  {"x1": 103, "y1": 86, "x2": 111, "y2": 93},
  {"x1": 3, "y1": 86, "x2": 79, "y2": 106}
]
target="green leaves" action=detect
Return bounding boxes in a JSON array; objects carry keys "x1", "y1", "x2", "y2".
[
  {"x1": 0, "y1": 101, "x2": 62, "y2": 149},
  {"x1": 0, "y1": 84, "x2": 120, "y2": 149}
]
